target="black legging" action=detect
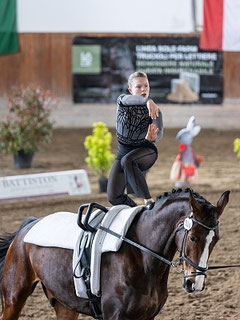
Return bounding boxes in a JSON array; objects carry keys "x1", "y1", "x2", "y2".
[{"x1": 107, "y1": 147, "x2": 158, "y2": 207}]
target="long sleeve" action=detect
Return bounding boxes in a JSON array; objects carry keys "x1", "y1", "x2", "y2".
[
  {"x1": 152, "y1": 111, "x2": 163, "y2": 142},
  {"x1": 117, "y1": 94, "x2": 148, "y2": 107}
]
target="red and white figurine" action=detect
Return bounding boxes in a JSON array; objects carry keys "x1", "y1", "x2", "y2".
[{"x1": 170, "y1": 116, "x2": 203, "y2": 188}]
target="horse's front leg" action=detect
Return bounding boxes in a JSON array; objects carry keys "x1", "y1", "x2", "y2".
[
  {"x1": 101, "y1": 249, "x2": 166, "y2": 320},
  {"x1": 101, "y1": 297, "x2": 157, "y2": 320},
  {"x1": 101, "y1": 261, "x2": 156, "y2": 319},
  {"x1": 101, "y1": 308, "x2": 155, "y2": 320},
  {"x1": 54, "y1": 301, "x2": 79, "y2": 320}
]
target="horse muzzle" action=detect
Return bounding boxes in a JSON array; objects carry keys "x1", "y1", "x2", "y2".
[
  {"x1": 183, "y1": 278, "x2": 196, "y2": 293},
  {"x1": 183, "y1": 273, "x2": 206, "y2": 293}
]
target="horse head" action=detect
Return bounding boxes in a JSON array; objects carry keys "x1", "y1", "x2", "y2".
[{"x1": 175, "y1": 190, "x2": 230, "y2": 293}]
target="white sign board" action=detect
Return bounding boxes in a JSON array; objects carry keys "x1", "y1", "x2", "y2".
[
  {"x1": 0, "y1": 170, "x2": 91, "y2": 201},
  {"x1": 17, "y1": 0, "x2": 198, "y2": 33}
]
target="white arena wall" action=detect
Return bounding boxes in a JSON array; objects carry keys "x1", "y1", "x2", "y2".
[{"x1": 17, "y1": 0, "x2": 203, "y2": 33}]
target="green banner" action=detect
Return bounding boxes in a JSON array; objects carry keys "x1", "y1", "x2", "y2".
[{"x1": 0, "y1": 0, "x2": 19, "y2": 55}]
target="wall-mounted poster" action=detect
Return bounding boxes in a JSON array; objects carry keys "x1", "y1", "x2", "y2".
[{"x1": 73, "y1": 37, "x2": 223, "y2": 104}]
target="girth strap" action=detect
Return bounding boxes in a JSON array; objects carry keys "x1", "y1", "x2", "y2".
[{"x1": 82, "y1": 268, "x2": 103, "y2": 320}]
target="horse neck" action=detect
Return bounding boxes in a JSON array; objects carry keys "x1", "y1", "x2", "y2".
[{"x1": 133, "y1": 200, "x2": 190, "y2": 267}]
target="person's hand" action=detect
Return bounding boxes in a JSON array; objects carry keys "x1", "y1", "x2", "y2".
[
  {"x1": 145, "y1": 123, "x2": 159, "y2": 141},
  {"x1": 147, "y1": 99, "x2": 160, "y2": 119}
]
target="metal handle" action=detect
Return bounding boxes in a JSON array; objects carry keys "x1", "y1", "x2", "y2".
[
  {"x1": 77, "y1": 202, "x2": 108, "y2": 232},
  {"x1": 84, "y1": 202, "x2": 108, "y2": 232},
  {"x1": 77, "y1": 203, "x2": 90, "y2": 230}
]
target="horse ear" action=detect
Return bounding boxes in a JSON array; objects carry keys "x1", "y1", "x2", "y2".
[
  {"x1": 216, "y1": 190, "x2": 230, "y2": 218},
  {"x1": 189, "y1": 190, "x2": 202, "y2": 218}
]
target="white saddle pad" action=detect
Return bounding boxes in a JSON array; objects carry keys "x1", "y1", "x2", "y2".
[
  {"x1": 24, "y1": 205, "x2": 144, "y2": 299},
  {"x1": 24, "y1": 211, "x2": 80, "y2": 249}
]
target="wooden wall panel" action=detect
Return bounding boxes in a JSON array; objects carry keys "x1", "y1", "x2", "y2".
[
  {"x1": 223, "y1": 52, "x2": 240, "y2": 98},
  {"x1": 0, "y1": 33, "x2": 75, "y2": 97},
  {"x1": 0, "y1": 33, "x2": 240, "y2": 99}
]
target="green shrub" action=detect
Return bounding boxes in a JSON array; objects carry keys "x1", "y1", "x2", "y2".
[
  {"x1": 233, "y1": 138, "x2": 240, "y2": 158},
  {"x1": 0, "y1": 86, "x2": 56, "y2": 155},
  {"x1": 84, "y1": 122, "x2": 115, "y2": 178}
]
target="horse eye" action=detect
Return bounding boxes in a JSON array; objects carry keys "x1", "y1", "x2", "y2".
[{"x1": 190, "y1": 235, "x2": 197, "y2": 242}]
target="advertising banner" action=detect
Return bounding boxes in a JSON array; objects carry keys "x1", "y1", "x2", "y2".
[
  {"x1": 0, "y1": 170, "x2": 91, "y2": 201},
  {"x1": 73, "y1": 37, "x2": 223, "y2": 104}
]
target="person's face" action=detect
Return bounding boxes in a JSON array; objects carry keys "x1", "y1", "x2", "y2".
[{"x1": 128, "y1": 77, "x2": 150, "y2": 98}]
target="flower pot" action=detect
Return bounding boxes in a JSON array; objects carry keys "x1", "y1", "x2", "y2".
[
  {"x1": 98, "y1": 177, "x2": 108, "y2": 193},
  {"x1": 14, "y1": 150, "x2": 34, "y2": 169}
]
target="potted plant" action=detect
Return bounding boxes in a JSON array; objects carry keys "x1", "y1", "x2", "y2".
[
  {"x1": 84, "y1": 122, "x2": 115, "y2": 192},
  {"x1": 0, "y1": 86, "x2": 56, "y2": 168}
]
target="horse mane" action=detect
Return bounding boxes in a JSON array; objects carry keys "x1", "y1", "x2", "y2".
[{"x1": 156, "y1": 188, "x2": 213, "y2": 211}]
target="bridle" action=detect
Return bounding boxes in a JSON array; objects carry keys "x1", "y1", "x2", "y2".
[
  {"x1": 177, "y1": 213, "x2": 220, "y2": 278},
  {"x1": 99, "y1": 213, "x2": 240, "y2": 277},
  {"x1": 99, "y1": 213, "x2": 219, "y2": 276}
]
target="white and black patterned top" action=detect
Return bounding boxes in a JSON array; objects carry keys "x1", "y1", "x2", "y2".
[{"x1": 116, "y1": 94, "x2": 163, "y2": 146}]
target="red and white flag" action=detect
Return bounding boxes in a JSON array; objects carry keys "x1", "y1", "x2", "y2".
[{"x1": 200, "y1": 0, "x2": 240, "y2": 51}]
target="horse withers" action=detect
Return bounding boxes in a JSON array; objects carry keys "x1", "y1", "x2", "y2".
[{"x1": 0, "y1": 189, "x2": 230, "y2": 320}]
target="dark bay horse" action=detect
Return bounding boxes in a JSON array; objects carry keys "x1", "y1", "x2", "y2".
[{"x1": 0, "y1": 189, "x2": 230, "y2": 320}]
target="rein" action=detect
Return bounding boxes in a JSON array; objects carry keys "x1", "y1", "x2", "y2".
[{"x1": 99, "y1": 226, "x2": 176, "y2": 267}]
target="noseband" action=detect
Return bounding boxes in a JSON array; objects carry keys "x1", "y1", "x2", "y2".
[{"x1": 177, "y1": 213, "x2": 219, "y2": 278}]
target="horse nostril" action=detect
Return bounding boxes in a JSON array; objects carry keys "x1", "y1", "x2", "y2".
[{"x1": 185, "y1": 279, "x2": 195, "y2": 293}]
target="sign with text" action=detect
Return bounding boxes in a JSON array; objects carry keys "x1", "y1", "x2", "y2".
[
  {"x1": 0, "y1": 170, "x2": 91, "y2": 201},
  {"x1": 73, "y1": 36, "x2": 223, "y2": 104}
]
